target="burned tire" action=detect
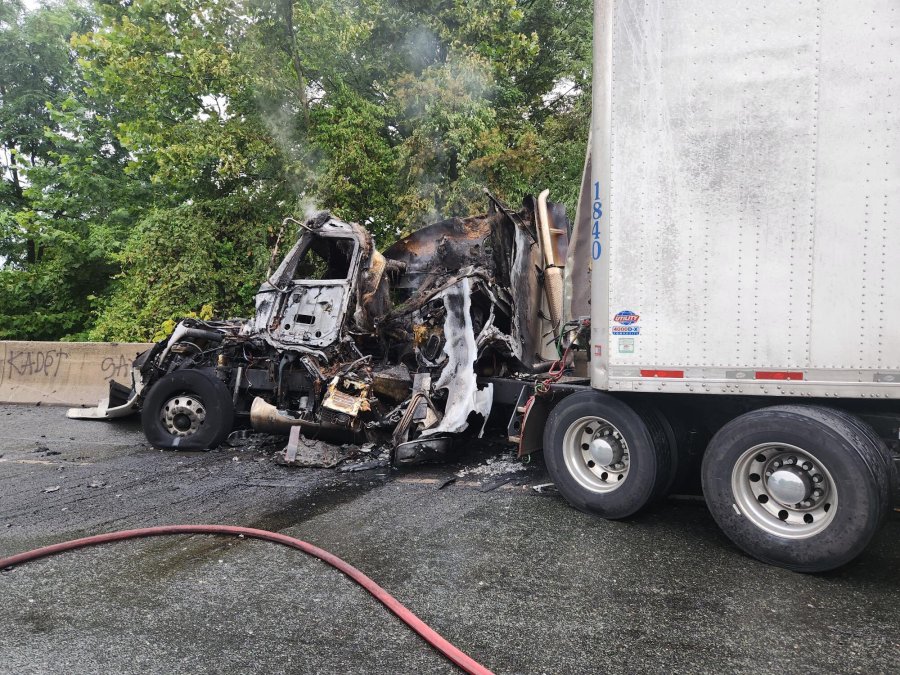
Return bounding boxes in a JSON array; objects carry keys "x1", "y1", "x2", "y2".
[
  {"x1": 701, "y1": 406, "x2": 892, "y2": 573},
  {"x1": 543, "y1": 391, "x2": 674, "y2": 519},
  {"x1": 141, "y1": 369, "x2": 234, "y2": 450}
]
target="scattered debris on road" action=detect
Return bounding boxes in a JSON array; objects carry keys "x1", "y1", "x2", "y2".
[
  {"x1": 436, "y1": 476, "x2": 457, "y2": 490},
  {"x1": 455, "y1": 453, "x2": 529, "y2": 479}
]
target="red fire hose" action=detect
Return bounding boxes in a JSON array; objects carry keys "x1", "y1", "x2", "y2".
[{"x1": 0, "y1": 525, "x2": 494, "y2": 675}]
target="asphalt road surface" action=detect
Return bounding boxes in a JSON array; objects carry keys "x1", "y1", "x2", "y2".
[{"x1": 1, "y1": 404, "x2": 898, "y2": 674}]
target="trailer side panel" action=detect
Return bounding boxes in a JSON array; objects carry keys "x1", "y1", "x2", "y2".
[{"x1": 590, "y1": 0, "x2": 900, "y2": 398}]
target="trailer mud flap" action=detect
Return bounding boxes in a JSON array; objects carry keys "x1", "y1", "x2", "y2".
[
  {"x1": 513, "y1": 386, "x2": 585, "y2": 457},
  {"x1": 516, "y1": 394, "x2": 551, "y2": 458}
]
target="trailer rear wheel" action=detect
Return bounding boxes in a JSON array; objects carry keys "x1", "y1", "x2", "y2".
[
  {"x1": 543, "y1": 391, "x2": 674, "y2": 519},
  {"x1": 702, "y1": 406, "x2": 892, "y2": 572}
]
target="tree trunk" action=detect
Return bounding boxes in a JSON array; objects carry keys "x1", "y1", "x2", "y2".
[
  {"x1": 7, "y1": 147, "x2": 36, "y2": 265},
  {"x1": 280, "y1": 0, "x2": 309, "y2": 124}
]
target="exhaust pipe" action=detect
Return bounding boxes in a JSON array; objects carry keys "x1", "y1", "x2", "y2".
[
  {"x1": 249, "y1": 397, "x2": 365, "y2": 441},
  {"x1": 536, "y1": 189, "x2": 564, "y2": 332},
  {"x1": 250, "y1": 397, "x2": 307, "y2": 433}
]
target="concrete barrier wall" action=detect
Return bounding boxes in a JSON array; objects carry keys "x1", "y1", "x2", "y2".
[{"x1": 0, "y1": 341, "x2": 154, "y2": 406}]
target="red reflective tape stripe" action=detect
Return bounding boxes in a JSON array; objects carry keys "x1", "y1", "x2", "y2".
[
  {"x1": 640, "y1": 369, "x2": 684, "y2": 378},
  {"x1": 755, "y1": 371, "x2": 803, "y2": 381}
]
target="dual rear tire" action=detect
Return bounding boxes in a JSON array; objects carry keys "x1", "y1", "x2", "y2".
[
  {"x1": 543, "y1": 394, "x2": 895, "y2": 572},
  {"x1": 702, "y1": 405, "x2": 894, "y2": 572}
]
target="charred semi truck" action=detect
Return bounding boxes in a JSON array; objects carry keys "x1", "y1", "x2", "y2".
[
  {"x1": 69, "y1": 197, "x2": 574, "y2": 463},
  {"x1": 72, "y1": 0, "x2": 899, "y2": 571}
]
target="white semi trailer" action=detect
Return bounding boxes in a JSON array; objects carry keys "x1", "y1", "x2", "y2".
[{"x1": 531, "y1": 0, "x2": 899, "y2": 571}]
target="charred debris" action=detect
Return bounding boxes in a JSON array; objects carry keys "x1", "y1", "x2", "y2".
[{"x1": 70, "y1": 192, "x2": 590, "y2": 465}]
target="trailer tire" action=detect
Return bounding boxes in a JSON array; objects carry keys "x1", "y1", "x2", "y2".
[
  {"x1": 655, "y1": 400, "x2": 710, "y2": 495},
  {"x1": 543, "y1": 391, "x2": 674, "y2": 519},
  {"x1": 702, "y1": 406, "x2": 891, "y2": 572},
  {"x1": 142, "y1": 369, "x2": 234, "y2": 450},
  {"x1": 826, "y1": 407, "x2": 899, "y2": 499}
]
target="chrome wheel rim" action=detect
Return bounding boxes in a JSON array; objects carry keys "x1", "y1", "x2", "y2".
[
  {"x1": 562, "y1": 416, "x2": 630, "y2": 493},
  {"x1": 731, "y1": 443, "x2": 837, "y2": 539},
  {"x1": 160, "y1": 395, "x2": 206, "y2": 437}
]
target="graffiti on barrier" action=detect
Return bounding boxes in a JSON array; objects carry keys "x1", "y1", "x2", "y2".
[
  {"x1": 6, "y1": 348, "x2": 70, "y2": 378},
  {"x1": 101, "y1": 354, "x2": 131, "y2": 381}
]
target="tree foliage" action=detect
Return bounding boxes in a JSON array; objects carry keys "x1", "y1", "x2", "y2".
[{"x1": 0, "y1": 0, "x2": 591, "y2": 341}]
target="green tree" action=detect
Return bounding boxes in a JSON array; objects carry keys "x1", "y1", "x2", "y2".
[
  {"x1": 0, "y1": 0, "x2": 593, "y2": 341},
  {"x1": 0, "y1": 0, "x2": 110, "y2": 339},
  {"x1": 75, "y1": 0, "x2": 290, "y2": 338}
]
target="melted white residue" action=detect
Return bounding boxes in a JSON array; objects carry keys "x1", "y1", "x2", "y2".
[{"x1": 423, "y1": 277, "x2": 493, "y2": 436}]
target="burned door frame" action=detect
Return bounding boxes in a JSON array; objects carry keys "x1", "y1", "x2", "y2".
[{"x1": 253, "y1": 220, "x2": 364, "y2": 351}]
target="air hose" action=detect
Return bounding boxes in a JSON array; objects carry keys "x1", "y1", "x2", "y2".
[{"x1": 0, "y1": 525, "x2": 494, "y2": 675}]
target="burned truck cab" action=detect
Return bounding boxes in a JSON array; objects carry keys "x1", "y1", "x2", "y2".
[
  {"x1": 70, "y1": 196, "x2": 571, "y2": 465},
  {"x1": 243, "y1": 213, "x2": 397, "y2": 442}
]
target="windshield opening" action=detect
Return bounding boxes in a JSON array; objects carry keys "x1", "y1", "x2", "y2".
[{"x1": 294, "y1": 237, "x2": 355, "y2": 281}]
